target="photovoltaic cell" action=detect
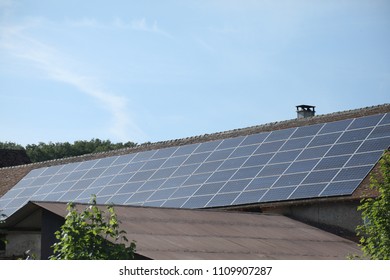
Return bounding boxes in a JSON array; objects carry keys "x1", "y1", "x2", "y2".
[
  {"x1": 289, "y1": 184, "x2": 327, "y2": 199},
  {"x1": 195, "y1": 182, "x2": 225, "y2": 196},
  {"x1": 194, "y1": 140, "x2": 222, "y2": 153},
  {"x1": 254, "y1": 140, "x2": 285, "y2": 154},
  {"x1": 272, "y1": 173, "x2": 307, "y2": 187},
  {"x1": 285, "y1": 159, "x2": 318, "y2": 174},
  {"x1": 40, "y1": 165, "x2": 62, "y2": 176},
  {"x1": 314, "y1": 156, "x2": 350, "y2": 170},
  {"x1": 206, "y1": 169, "x2": 236, "y2": 183},
  {"x1": 182, "y1": 195, "x2": 213, "y2": 208},
  {"x1": 229, "y1": 145, "x2": 258, "y2": 158},
  {"x1": 143, "y1": 200, "x2": 165, "y2": 207},
  {"x1": 231, "y1": 167, "x2": 260, "y2": 180},
  {"x1": 320, "y1": 180, "x2": 361, "y2": 196},
  {"x1": 183, "y1": 173, "x2": 211, "y2": 186},
  {"x1": 325, "y1": 142, "x2": 361, "y2": 156},
  {"x1": 220, "y1": 179, "x2": 251, "y2": 193},
  {"x1": 265, "y1": 128, "x2": 295, "y2": 142},
  {"x1": 219, "y1": 136, "x2": 245, "y2": 149},
  {"x1": 151, "y1": 147, "x2": 177, "y2": 159},
  {"x1": 234, "y1": 189, "x2": 267, "y2": 205},
  {"x1": 171, "y1": 185, "x2": 200, "y2": 199},
  {"x1": 162, "y1": 198, "x2": 187, "y2": 208},
  {"x1": 94, "y1": 156, "x2": 118, "y2": 168},
  {"x1": 161, "y1": 156, "x2": 187, "y2": 168},
  {"x1": 76, "y1": 160, "x2": 98, "y2": 171},
  {"x1": 297, "y1": 146, "x2": 330, "y2": 160},
  {"x1": 98, "y1": 184, "x2": 123, "y2": 196},
  {"x1": 218, "y1": 157, "x2": 247, "y2": 170},
  {"x1": 318, "y1": 119, "x2": 352, "y2": 134},
  {"x1": 280, "y1": 137, "x2": 312, "y2": 151},
  {"x1": 138, "y1": 179, "x2": 165, "y2": 191},
  {"x1": 357, "y1": 137, "x2": 390, "y2": 153},
  {"x1": 258, "y1": 163, "x2": 289, "y2": 177},
  {"x1": 261, "y1": 187, "x2": 295, "y2": 202},
  {"x1": 291, "y1": 124, "x2": 323, "y2": 138},
  {"x1": 268, "y1": 150, "x2": 301, "y2": 164},
  {"x1": 245, "y1": 176, "x2": 279, "y2": 190},
  {"x1": 194, "y1": 161, "x2": 223, "y2": 174},
  {"x1": 206, "y1": 149, "x2": 234, "y2": 161},
  {"x1": 172, "y1": 144, "x2": 199, "y2": 156},
  {"x1": 1, "y1": 113, "x2": 389, "y2": 217},
  {"x1": 240, "y1": 133, "x2": 268, "y2": 146},
  {"x1": 243, "y1": 153, "x2": 273, "y2": 167},
  {"x1": 150, "y1": 167, "x2": 177, "y2": 180},
  {"x1": 379, "y1": 113, "x2": 390, "y2": 125},
  {"x1": 302, "y1": 169, "x2": 338, "y2": 184},
  {"x1": 333, "y1": 165, "x2": 373, "y2": 181},
  {"x1": 118, "y1": 182, "x2": 143, "y2": 194},
  {"x1": 184, "y1": 152, "x2": 210, "y2": 165},
  {"x1": 206, "y1": 193, "x2": 239, "y2": 207},
  {"x1": 308, "y1": 132, "x2": 342, "y2": 147},
  {"x1": 345, "y1": 151, "x2": 383, "y2": 167},
  {"x1": 148, "y1": 188, "x2": 177, "y2": 201},
  {"x1": 369, "y1": 124, "x2": 390, "y2": 139},
  {"x1": 337, "y1": 128, "x2": 372, "y2": 143},
  {"x1": 348, "y1": 114, "x2": 382, "y2": 130},
  {"x1": 127, "y1": 191, "x2": 153, "y2": 203},
  {"x1": 133, "y1": 150, "x2": 155, "y2": 162},
  {"x1": 160, "y1": 176, "x2": 187, "y2": 189}
]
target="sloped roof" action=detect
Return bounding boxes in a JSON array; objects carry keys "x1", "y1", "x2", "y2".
[
  {"x1": 2, "y1": 201, "x2": 363, "y2": 260},
  {"x1": 0, "y1": 104, "x2": 389, "y2": 207}
]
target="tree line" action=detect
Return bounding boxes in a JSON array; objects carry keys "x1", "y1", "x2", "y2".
[{"x1": 0, "y1": 139, "x2": 137, "y2": 163}]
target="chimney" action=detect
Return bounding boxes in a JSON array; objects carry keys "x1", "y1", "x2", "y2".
[{"x1": 296, "y1": 105, "x2": 315, "y2": 119}]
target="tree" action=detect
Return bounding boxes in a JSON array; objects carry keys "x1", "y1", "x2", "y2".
[
  {"x1": 0, "y1": 142, "x2": 24, "y2": 150},
  {"x1": 50, "y1": 197, "x2": 136, "y2": 260},
  {"x1": 357, "y1": 150, "x2": 390, "y2": 260}
]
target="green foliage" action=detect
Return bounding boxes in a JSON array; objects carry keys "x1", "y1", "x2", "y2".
[
  {"x1": 357, "y1": 151, "x2": 390, "y2": 260},
  {"x1": 0, "y1": 141, "x2": 24, "y2": 150},
  {"x1": 50, "y1": 197, "x2": 136, "y2": 260},
  {"x1": 0, "y1": 139, "x2": 137, "y2": 163}
]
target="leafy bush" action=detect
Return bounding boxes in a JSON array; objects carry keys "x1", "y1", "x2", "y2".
[
  {"x1": 357, "y1": 151, "x2": 390, "y2": 260},
  {"x1": 50, "y1": 197, "x2": 136, "y2": 260}
]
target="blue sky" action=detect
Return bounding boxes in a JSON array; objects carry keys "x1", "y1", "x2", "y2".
[{"x1": 0, "y1": 0, "x2": 389, "y2": 146}]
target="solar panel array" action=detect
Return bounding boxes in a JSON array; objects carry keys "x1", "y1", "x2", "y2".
[{"x1": 1, "y1": 113, "x2": 390, "y2": 217}]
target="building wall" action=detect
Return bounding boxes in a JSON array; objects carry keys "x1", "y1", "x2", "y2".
[
  {"x1": 5, "y1": 231, "x2": 41, "y2": 259},
  {"x1": 41, "y1": 210, "x2": 64, "y2": 260},
  {"x1": 262, "y1": 200, "x2": 362, "y2": 240}
]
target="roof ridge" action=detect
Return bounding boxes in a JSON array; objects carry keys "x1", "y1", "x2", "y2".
[{"x1": 1, "y1": 103, "x2": 389, "y2": 170}]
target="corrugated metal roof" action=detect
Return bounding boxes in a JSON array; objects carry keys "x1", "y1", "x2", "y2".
[{"x1": 20, "y1": 201, "x2": 363, "y2": 260}]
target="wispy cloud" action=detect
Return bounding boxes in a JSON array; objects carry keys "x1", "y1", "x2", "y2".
[
  {"x1": 67, "y1": 17, "x2": 172, "y2": 38},
  {"x1": 208, "y1": 26, "x2": 239, "y2": 34},
  {"x1": 0, "y1": 23, "x2": 146, "y2": 142},
  {"x1": 66, "y1": 17, "x2": 102, "y2": 28},
  {"x1": 194, "y1": 37, "x2": 215, "y2": 52}
]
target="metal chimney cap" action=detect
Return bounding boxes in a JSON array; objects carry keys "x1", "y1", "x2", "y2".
[
  {"x1": 296, "y1": 105, "x2": 316, "y2": 111},
  {"x1": 296, "y1": 105, "x2": 316, "y2": 119}
]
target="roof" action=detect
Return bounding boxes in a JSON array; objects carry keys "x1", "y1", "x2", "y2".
[
  {"x1": 2, "y1": 201, "x2": 363, "y2": 260},
  {"x1": 0, "y1": 104, "x2": 389, "y2": 215}
]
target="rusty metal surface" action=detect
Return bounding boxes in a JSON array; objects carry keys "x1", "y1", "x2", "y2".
[{"x1": 23, "y1": 202, "x2": 363, "y2": 260}]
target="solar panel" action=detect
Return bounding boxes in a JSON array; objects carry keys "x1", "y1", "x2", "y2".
[{"x1": 1, "y1": 112, "x2": 390, "y2": 217}]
